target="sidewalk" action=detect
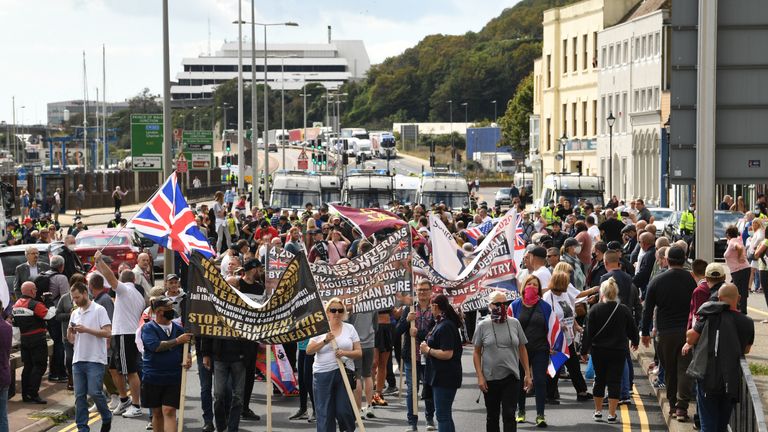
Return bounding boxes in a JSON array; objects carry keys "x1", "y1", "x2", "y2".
[{"x1": 9, "y1": 367, "x2": 75, "y2": 432}]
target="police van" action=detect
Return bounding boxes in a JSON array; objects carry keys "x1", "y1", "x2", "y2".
[{"x1": 536, "y1": 174, "x2": 605, "y2": 208}]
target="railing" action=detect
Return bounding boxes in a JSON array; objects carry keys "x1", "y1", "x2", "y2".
[{"x1": 730, "y1": 358, "x2": 768, "y2": 432}]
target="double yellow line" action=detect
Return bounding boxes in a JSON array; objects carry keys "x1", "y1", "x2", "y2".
[{"x1": 617, "y1": 384, "x2": 650, "y2": 432}]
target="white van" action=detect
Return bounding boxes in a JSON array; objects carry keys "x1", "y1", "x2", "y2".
[
  {"x1": 270, "y1": 170, "x2": 322, "y2": 210},
  {"x1": 417, "y1": 170, "x2": 470, "y2": 210},
  {"x1": 537, "y1": 174, "x2": 605, "y2": 208}
]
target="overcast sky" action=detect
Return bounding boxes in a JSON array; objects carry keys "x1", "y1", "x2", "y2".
[{"x1": 0, "y1": 0, "x2": 522, "y2": 125}]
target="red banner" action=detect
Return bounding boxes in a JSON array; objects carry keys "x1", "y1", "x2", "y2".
[{"x1": 328, "y1": 205, "x2": 407, "y2": 237}]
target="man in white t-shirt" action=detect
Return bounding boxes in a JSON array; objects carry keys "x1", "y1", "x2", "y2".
[
  {"x1": 528, "y1": 246, "x2": 552, "y2": 289},
  {"x1": 586, "y1": 215, "x2": 600, "y2": 243},
  {"x1": 67, "y1": 282, "x2": 113, "y2": 431},
  {"x1": 94, "y1": 251, "x2": 146, "y2": 419}
]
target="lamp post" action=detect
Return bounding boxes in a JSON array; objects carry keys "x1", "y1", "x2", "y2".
[
  {"x1": 606, "y1": 111, "x2": 616, "y2": 200},
  {"x1": 560, "y1": 132, "x2": 568, "y2": 173},
  {"x1": 270, "y1": 55, "x2": 297, "y2": 170},
  {"x1": 1, "y1": 121, "x2": 8, "y2": 155},
  {"x1": 447, "y1": 100, "x2": 453, "y2": 170},
  {"x1": 491, "y1": 100, "x2": 497, "y2": 124}
]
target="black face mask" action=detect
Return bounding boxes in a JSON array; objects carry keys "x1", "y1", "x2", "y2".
[{"x1": 162, "y1": 310, "x2": 176, "y2": 320}]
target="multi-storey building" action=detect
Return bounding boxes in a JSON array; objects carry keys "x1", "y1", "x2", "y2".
[
  {"x1": 530, "y1": 0, "x2": 637, "y2": 201},
  {"x1": 597, "y1": 1, "x2": 669, "y2": 205}
]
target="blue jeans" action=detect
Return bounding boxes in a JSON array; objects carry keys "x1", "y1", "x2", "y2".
[
  {"x1": 405, "y1": 361, "x2": 435, "y2": 427},
  {"x1": 196, "y1": 352, "x2": 213, "y2": 424},
  {"x1": 313, "y1": 369, "x2": 355, "y2": 432},
  {"x1": 696, "y1": 381, "x2": 733, "y2": 431},
  {"x1": 620, "y1": 352, "x2": 632, "y2": 400},
  {"x1": 213, "y1": 360, "x2": 245, "y2": 432},
  {"x1": 518, "y1": 350, "x2": 548, "y2": 416},
  {"x1": 0, "y1": 385, "x2": 8, "y2": 432},
  {"x1": 432, "y1": 386, "x2": 458, "y2": 432},
  {"x1": 73, "y1": 362, "x2": 112, "y2": 431}
]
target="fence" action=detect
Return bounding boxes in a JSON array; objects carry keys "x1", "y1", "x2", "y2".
[{"x1": 730, "y1": 358, "x2": 768, "y2": 432}]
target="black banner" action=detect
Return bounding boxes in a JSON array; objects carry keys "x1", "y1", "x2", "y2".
[{"x1": 186, "y1": 252, "x2": 329, "y2": 343}]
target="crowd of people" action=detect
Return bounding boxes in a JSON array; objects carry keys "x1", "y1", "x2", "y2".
[{"x1": 0, "y1": 189, "x2": 763, "y2": 432}]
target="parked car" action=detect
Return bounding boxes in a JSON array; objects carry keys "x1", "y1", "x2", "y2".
[
  {"x1": 268, "y1": 143, "x2": 278, "y2": 152},
  {"x1": 648, "y1": 207, "x2": 680, "y2": 238},
  {"x1": 0, "y1": 242, "x2": 81, "y2": 300},
  {"x1": 494, "y1": 188, "x2": 513, "y2": 208},
  {"x1": 714, "y1": 211, "x2": 744, "y2": 260},
  {"x1": 74, "y1": 228, "x2": 149, "y2": 275}
]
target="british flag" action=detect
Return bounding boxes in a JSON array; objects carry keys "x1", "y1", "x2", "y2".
[
  {"x1": 513, "y1": 213, "x2": 526, "y2": 250},
  {"x1": 464, "y1": 220, "x2": 493, "y2": 246},
  {"x1": 128, "y1": 172, "x2": 215, "y2": 264},
  {"x1": 547, "y1": 312, "x2": 571, "y2": 377}
]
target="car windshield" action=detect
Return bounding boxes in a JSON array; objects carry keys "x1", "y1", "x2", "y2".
[
  {"x1": 272, "y1": 191, "x2": 321, "y2": 209},
  {"x1": 395, "y1": 189, "x2": 417, "y2": 205},
  {"x1": 558, "y1": 192, "x2": 604, "y2": 207},
  {"x1": 322, "y1": 190, "x2": 341, "y2": 204},
  {"x1": 498, "y1": 188, "x2": 512, "y2": 195},
  {"x1": 422, "y1": 192, "x2": 470, "y2": 209},
  {"x1": 499, "y1": 160, "x2": 515, "y2": 167},
  {"x1": 650, "y1": 209, "x2": 677, "y2": 226},
  {"x1": 348, "y1": 191, "x2": 393, "y2": 208},
  {"x1": 714, "y1": 212, "x2": 743, "y2": 238},
  {"x1": 76, "y1": 235, "x2": 131, "y2": 247}
]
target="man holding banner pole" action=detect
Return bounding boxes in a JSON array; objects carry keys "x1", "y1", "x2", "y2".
[{"x1": 397, "y1": 279, "x2": 437, "y2": 431}]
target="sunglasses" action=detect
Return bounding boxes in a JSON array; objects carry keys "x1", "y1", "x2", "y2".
[
  {"x1": 491, "y1": 301, "x2": 511, "y2": 307},
  {"x1": 328, "y1": 308, "x2": 345, "y2": 314}
]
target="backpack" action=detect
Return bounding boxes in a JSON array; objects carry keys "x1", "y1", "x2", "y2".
[
  {"x1": 33, "y1": 269, "x2": 56, "y2": 301},
  {"x1": 686, "y1": 304, "x2": 742, "y2": 398}
]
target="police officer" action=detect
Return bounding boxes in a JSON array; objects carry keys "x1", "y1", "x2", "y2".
[
  {"x1": 541, "y1": 199, "x2": 558, "y2": 227},
  {"x1": 12, "y1": 281, "x2": 56, "y2": 404},
  {"x1": 107, "y1": 212, "x2": 122, "y2": 228},
  {"x1": 679, "y1": 203, "x2": 696, "y2": 236}
]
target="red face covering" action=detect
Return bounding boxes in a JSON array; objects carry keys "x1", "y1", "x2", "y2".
[{"x1": 523, "y1": 284, "x2": 540, "y2": 306}]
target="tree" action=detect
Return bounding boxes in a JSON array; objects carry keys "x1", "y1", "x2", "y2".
[{"x1": 498, "y1": 73, "x2": 533, "y2": 151}]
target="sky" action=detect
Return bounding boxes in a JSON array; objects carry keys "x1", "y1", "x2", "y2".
[{"x1": 0, "y1": 0, "x2": 523, "y2": 125}]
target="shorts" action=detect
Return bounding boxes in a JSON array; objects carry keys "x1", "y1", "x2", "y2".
[
  {"x1": 141, "y1": 381, "x2": 181, "y2": 409},
  {"x1": 374, "y1": 324, "x2": 393, "y2": 352},
  {"x1": 353, "y1": 347, "x2": 375, "y2": 379},
  {"x1": 110, "y1": 334, "x2": 140, "y2": 375}
]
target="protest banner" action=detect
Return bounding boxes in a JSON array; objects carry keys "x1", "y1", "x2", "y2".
[
  {"x1": 428, "y1": 213, "x2": 464, "y2": 279},
  {"x1": 186, "y1": 251, "x2": 329, "y2": 343},
  {"x1": 268, "y1": 225, "x2": 413, "y2": 313}
]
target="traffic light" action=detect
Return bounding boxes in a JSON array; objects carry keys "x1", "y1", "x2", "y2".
[
  {"x1": 429, "y1": 155, "x2": 436, "y2": 167},
  {"x1": 429, "y1": 141, "x2": 435, "y2": 153},
  {"x1": 311, "y1": 152, "x2": 317, "y2": 164},
  {"x1": 225, "y1": 139, "x2": 231, "y2": 153},
  {"x1": 225, "y1": 155, "x2": 232, "y2": 167},
  {"x1": 342, "y1": 153, "x2": 349, "y2": 165},
  {"x1": 321, "y1": 153, "x2": 327, "y2": 166}
]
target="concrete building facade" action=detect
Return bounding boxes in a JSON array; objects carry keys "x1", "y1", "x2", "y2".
[
  {"x1": 597, "y1": 3, "x2": 669, "y2": 206},
  {"x1": 47, "y1": 100, "x2": 130, "y2": 126},
  {"x1": 531, "y1": 0, "x2": 637, "y2": 203}
]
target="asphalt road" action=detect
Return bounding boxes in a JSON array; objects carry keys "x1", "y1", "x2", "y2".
[{"x1": 50, "y1": 349, "x2": 665, "y2": 432}]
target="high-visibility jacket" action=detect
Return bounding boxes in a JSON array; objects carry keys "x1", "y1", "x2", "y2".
[
  {"x1": 541, "y1": 206, "x2": 558, "y2": 225},
  {"x1": 679, "y1": 210, "x2": 696, "y2": 233}
]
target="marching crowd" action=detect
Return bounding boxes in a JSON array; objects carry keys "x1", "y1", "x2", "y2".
[{"x1": 0, "y1": 188, "x2": 763, "y2": 432}]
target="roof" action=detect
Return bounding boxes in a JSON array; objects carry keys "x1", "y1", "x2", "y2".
[{"x1": 622, "y1": 0, "x2": 669, "y2": 23}]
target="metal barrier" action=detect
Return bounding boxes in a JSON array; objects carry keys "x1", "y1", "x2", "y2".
[{"x1": 730, "y1": 358, "x2": 768, "y2": 432}]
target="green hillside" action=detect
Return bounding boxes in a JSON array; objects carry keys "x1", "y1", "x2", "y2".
[{"x1": 341, "y1": 0, "x2": 578, "y2": 128}]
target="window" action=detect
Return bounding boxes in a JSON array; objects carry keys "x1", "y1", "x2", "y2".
[
  {"x1": 582, "y1": 101, "x2": 588, "y2": 136},
  {"x1": 608, "y1": 95, "x2": 613, "y2": 124},
  {"x1": 601, "y1": 47, "x2": 607, "y2": 69},
  {"x1": 600, "y1": 96, "x2": 606, "y2": 134},
  {"x1": 609, "y1": 45, "x2": 614, "y2": 67},
  {"x1": 572, "y1": 102, "x2": 577, "y2": 136},
  {"x1": 573, "y1": 37, "x2": 578, "y2": 72},
  {"x1": 563, "y1": 39, "x2": 568, "y2": 73},
  {"x1": 634, "y1": 90, "x2": 639, "y2": 112},
  {"x1": 623, "y1": 40, "x2": 629, "y2": 63},
  {"x1": 641, "y1": 36, "x2": 647, "y2": 58},
  {"x1": 593, "y1": 32, "x2": 598, "y2": 68},
  {"x1": 653, "y1": 87, "x2": 660, "y2": 109},
  {"x1": 583, "y1": 34, "x2": 589, "y2": 70},
  {"x1": 655, "y1": 32, "x2": 661, "y2": 56},
  {"x1": 635, "y1": 37, "x2": 640, "y2": 60},
  {"x1": 622, "y1": 92, "x2": 628, "y2": 132},
  {"x1": 563, "y1": 104, "x2": 568, "y2": 135},
  {"x1": 593, "y1": 100, "x2": 598, "y2": 136},
  {"x1": 546, "y1": 118, "x2": 552, "y2": 151},
  {"x1": 547, "y1": 55, "x2": 552, "y2": 87}
]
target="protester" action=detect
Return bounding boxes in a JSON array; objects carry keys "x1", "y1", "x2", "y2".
[
  {"x1": 12, "y1": 281, "x2": 55, "y2": 404},
  {"x1": 132, "y1": 253, "x2": 154, "y2": 297},
  {"x1": 140, "y1": 296, "x2": 193, "y2": 432},
  {"x1": 347, "y1": 308, "x2": 377, "y2": 419},
  {"x1": 0, "y1": 301, "x2": 12, "y2": 432},
  {"x1": 68, "y1": 282, "x2": 113, "y2": 432},
  {"x1": 580, "y1": 278, "x2": 639, "y2": 423},
  {"x1": 420, "y1": 294, "x2": 463, "y2": 432},
  {"x1": 94, "y1": 251, "x2": 146, "y2": 418},
  {"x1": 723, "y1": 225, "x2": 750, "y2": 314},
  {"x1": 307, "y1": 298, "x2": 362, "y2": 432},
  {"x1": 13, "y1": 246, "x2": 50, "y2": 298},
  {"x1": 473, "y1": 291, "x2": 532, "y2": 432}
]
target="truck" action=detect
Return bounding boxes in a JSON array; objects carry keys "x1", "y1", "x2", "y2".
[
  {"x1": 319, "y1": 173, "x2": 342, "y2": 204},
  {"x1": 393, "y1": 174, "x2": 421, "y2": 205},
  {"x1": 342, "y1": 169, "x2": 395, "y2": 208},
  {"x1": 536, "y1": 174, "x2": 605, "y2": 208},
  {"x1": 417, "y1": 169, "x2": 471, "y2": 210},
  {"x1": 474, "y1": 152, "x2": 513, "y2": 172},
  {"x1": 370, "y1": 132, "x2": 397, "y2": 159},
  {"x1": 340, "y1": 128, "x2": 373, "y2": 159},
  {"x1": 270, "y1": 170, "x2": 322, "y2": 210}
]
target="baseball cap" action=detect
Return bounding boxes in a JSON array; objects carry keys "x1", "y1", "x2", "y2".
[
  {"x1": 150, "y1": 296, "x2": 176, "y2": 310},
  {"x1": 243, "y1": 259, "x2": 263, "y2": 271},
  {"x1": 563, "y1": 238, "x2": 580, "y2": 249},
  {"x1": 530, "y1": 246, "x2": 548, "y2": 259},
  {"x1": 165, "y1": 274, "x2": 180, "y2": 281},
  {"x1": 705, "y1": 262, "x2": 727, "y2": 279}
]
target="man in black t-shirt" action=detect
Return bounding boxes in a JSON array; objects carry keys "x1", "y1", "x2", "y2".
[
  {"x1": 598, "y1": 210, "x2": 625, "y2": 244},
  {"x1": 238, "y1": 258, "x2": 265, "y2": 421},
  {"x1": 239, "y1": 259, "x2": 264, "y2": 298}
]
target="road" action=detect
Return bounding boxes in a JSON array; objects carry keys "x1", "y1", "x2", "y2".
[{"x1": 50, "y1": 349, "x2": 665, "y2": 432}]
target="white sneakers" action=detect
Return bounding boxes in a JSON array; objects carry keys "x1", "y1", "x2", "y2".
[
  {"x1": 122, "y1": 405, "x2": 143, "y2": 418},
  {"x1": 108, "y1": 395, "x2": 120, "y2": 411},
  {"x1": 111, "y1": 399, "x2": 132, "y2": 415}
]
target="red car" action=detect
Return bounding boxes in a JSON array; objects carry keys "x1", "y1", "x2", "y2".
[{"x1": 75, "y1": 228, "x2": 144, "y2": 274}]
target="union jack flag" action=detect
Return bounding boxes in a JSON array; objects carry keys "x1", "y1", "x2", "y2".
[
  {"x1": 464, "y1": 220, "x2": 493, "y2": 246},
  {"x1": 547, "y1": 311, "x2": 571, "y2": 377},
  {"x1": 513, "y1": 213, "x2": 526, "y2": 250},
  {"x1": 128, "y1": 172, "x2": 215, "y2": 264}
]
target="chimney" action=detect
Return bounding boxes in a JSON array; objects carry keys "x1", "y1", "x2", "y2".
[{"x1": 328, "y1": 25, "x2": 332, "y2": 44}]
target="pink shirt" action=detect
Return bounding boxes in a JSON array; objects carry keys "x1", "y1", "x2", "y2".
[{"x1": 724, "y1": 237, "x2": 750, "y2": 273}]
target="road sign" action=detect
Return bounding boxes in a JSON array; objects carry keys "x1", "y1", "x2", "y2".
[
  {"x1": 173, "y1": 128, "x2": 184, "y2": 142},
  {"x1": 182, "y1": 130, "x2": 213, "y2": 152},
  {"x1": 17, "y1": 167, "x2": 27, "y2": 181},
  {"x1": 190, "y1": 153, "x2": 212, "y2": 169},
  {"x1": 131, "y1": 114, "x2": 164, "y2": 172},
  {"x1": 176, "y1": 152, "x2": 188, "y2": 173},
  {"x1": 297, "y1": 149, "x2": 309, "y2": 170}
]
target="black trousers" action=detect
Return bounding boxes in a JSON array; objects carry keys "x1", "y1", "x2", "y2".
[
  {"x1": 283, "y1": 341, "x2": 298, "y2": 374},
  {"x1": 656, "y1": 331, "x2": 693, "y2": 411},
  {"x1": 484, "y1": 374, "x2": 520, "y2": 432},
  {"x1": 242, "y1": 344, "x2": 258, "y2": 411},
  {"x1": 730, "y1": 267, "x2": 750, "y2": 314},
  {"x1": 591, "y1": 347, "x2": 626, "y2": 399},
  {"x1": 21, "y1": 335, "x2": 48, "y2": 398},
  {"x1": 547, "y1": 342, "x2": 588, "y2": 398}
]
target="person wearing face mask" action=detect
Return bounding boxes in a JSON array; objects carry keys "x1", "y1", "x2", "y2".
[
  {"x1": 141, "y1": 296, "x2": 193, "y2": 432},
  {"x1": 67, "y1": 282, "x2": 113, "y2": 432},
  {"x1": 509, "y1": 275, "x2": 553, "y2": 428},
  {"x1": 561, "y1": 238, "x2": 586, "y2": 290},
  {"x1": 473, "y1": 291, "x2": 532, "y2": 432}
]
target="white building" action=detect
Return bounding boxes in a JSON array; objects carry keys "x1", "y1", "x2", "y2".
[
  {"x1": 47, "y1": 100, "x2": 130, "y2": 125},
  {"x1": 597, "y1": 0, "x2": 668, "y2": 205},
  {"x1": 171, "y1": 40, "x2": 370, "y2": 100}
]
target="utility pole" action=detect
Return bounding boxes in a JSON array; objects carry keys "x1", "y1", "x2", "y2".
[
  {"x1": 236, "y1": 1, "x2": 245, "y2": 192},
  {"x1": 250, "y1": 0, "x2": 260, "y2": 206},
  {"x1": 161, "y1": 0, "x2": 174, "y2": 274}
]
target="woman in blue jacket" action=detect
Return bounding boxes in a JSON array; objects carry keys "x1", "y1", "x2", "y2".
[{"x1": 509, "y1": 275, "x2": 553, "y2": 428}]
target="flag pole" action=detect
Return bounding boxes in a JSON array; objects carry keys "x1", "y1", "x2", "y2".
[
  {"x1": 177, "y1": 340, "x2": 190, "y2": 432},
  {"x1": 409, "y1": 229, "x2": 419, "y2": 418},
  {"x1": 266, "y1": 343, "x2": 273, "y2": 432},
  {"x1": 332, "y1": 338, "x2": 367, "y2": 432}
]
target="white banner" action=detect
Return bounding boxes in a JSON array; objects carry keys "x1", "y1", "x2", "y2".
[{"x1": 428, "y1": 213, "x2": 464, "y2": 280}]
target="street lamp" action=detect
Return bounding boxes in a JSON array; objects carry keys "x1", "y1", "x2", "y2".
[
  {"x1": 491, "y1": 100, "x2": 497, "y2": 123},
  {"x1": 606, "y1": 111, "x2": 616, "y2": 199},
  {"x1": 560, "y1": 132, "x2": 568, "y2": 173},
  {"x1": 269, "y1": 55, "x2": 298, "y2": 171},
  {"x1": 447, "y1": 100, "x2": 453, "y2": 170}
]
